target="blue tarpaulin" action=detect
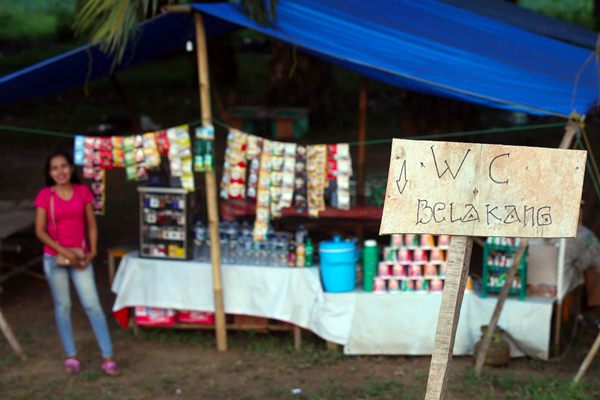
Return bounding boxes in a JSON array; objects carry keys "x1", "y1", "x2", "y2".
[
  {"x1": 191, "y1": 0, "x2": 599, "y2": 117},
  {"x1": 0, "y1": 13, "x2": 233, "y2": 105},
  {"x1": 1, "y1": 0, "x2": 598, "y2": 117}
]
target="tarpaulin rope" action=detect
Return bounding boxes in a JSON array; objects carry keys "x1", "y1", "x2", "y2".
[
  {"x1": 575, "y1": 132, "x2": 600, "y2": 204},
  {"x1": 0, "y1": 120, "x2": 565, "y2": 146}
]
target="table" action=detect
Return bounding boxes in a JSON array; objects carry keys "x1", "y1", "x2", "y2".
[{"x1": 112, "y1": 253, "x2": 554, "y2": 359}]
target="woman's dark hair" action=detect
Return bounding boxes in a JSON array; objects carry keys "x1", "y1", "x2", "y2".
[{"x1": 44, "y1": 150, "x2": 81, "y2": 186}]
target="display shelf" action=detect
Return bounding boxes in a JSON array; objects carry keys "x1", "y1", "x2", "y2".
[
  {"x1": 482, "y1": 238, "x2": 527, "y2": 300},
  {"x1": 138, "y1": 187, "x2": 191, "y2": 260}
]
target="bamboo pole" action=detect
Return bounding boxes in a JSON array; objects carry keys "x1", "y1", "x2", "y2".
[
  {"x1": 574, "y1": 330, "x2": 600, "y2": 383},
  {"x1": 357, "y1": 77, "x2": 367, "y2": 205},
  {"x1": 0, "y1": 308, "x2": 24, "y2": 359},
  {"x1": 474, "y1": 240, "x2": 527, "y2": 375},
  {"x1": 194, "y1": 12, "x2": 227, "y2": 352},
  {"x1": 425, "y1": 235, "x2": 473, "y2": 400},
  {"x1": 474, "y1": 118, "x2": 579, "y2": 376}
]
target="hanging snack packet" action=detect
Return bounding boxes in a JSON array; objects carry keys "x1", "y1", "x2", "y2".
[
  {"x1": 143, "y1": 132, "x2": 161, "y2": 169},
  {"x1": 134, "y1": 134, "x2": 147, "y2": 180},
  {"x1": 269, "y1": 141, "x2": 285, "y2": 217},
  {"x1": 155, "y1": 130, "x2": 170, "y2": 155},
  {"x1": 122, "y1": 136, "x2": 137, "y2": 181},
  {"x1": 204, "y1": 140, "x2": 214, "y2": 172},
  {"x1": 253, "y1": 139, "x2": 272, "y2": 241},
  {"x1": 293, "y1": 145, "x2": 307, "y2": 212},
  {"x1": 194, "y1": 137, "x2": 209, "y2": 172},
  {"x1": 83, "y1": 136, "x2": 100, "y2": 179},
  {"x1": 278, "y1": 143, "x2": 297, "y2": 210},
  {"x1": 335, "y1": 143, "x2": 352, "y2": 210},
  {"x1": 220, "y1": 128, "x2": 247, "y2": 199},
  {"x1": 90, "y1": 168, "x2": 106, "y2": 216},
  {"x1": 112, "y1": 136, "x2": 125, "y2": 168},
  {"x1": 98, "y1": 137, "x2": 113, "y2": 170},
  {"x1": 223, "y1": 128, "x2": 247, "y2": 199},
  {"x1": 73, "y1": 135, "x2": 85, "y2": 166},
  {"x1": 245, "y1": 134, "x2": 263, "y2": 200},
  {"x1": 306, "y1": 144, "x2": 327, "y2": 217},
  {"x1": 194, "y1": 124, "x2": 215, "y2": 173},
  {"x1": 167, "y1": 125, "x2": 194, "y2": 191}
]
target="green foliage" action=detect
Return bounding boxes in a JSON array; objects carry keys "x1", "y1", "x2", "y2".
[
  {"x1": 0, "y1": 0, "x2": 76, "y2": 41},
  {"x1": 519, "y1": 0, "x2": 595, "y2": 30},
  {"x1": 240, "y1": 0, "x2": 278, "y2": 25},
  {"x1": 73, "y1": 0, "x2": 171, "y2": 68}
]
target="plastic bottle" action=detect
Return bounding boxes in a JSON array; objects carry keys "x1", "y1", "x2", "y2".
[
  {"x1": 288, "y1": 239, "x2": 297, "y2": 267},
  {"x1": 296, "y1": 242, "x2": 305, "y2": 268},
  {"x1": 304, "y1": 238, "x2": 314, "y2": 267},
  {"x1": 277, "y1": 234, "x2": 288, "y2": 267},
  {"x1": 194, "y1": 220, "x2": 207, "y2": 261},
  {"x1": 295, "y1": 224, "x2": 308, "y2": 245},
  {"x1": 362, "y1": 239, "x2": 379, "y2": 292}
]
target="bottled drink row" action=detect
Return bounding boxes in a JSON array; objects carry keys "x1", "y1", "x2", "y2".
[{"x1": 193, "y1": 220, "x2": 315, "y2": 267}]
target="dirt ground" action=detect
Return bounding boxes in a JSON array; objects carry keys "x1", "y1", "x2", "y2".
[{"x1": 1, "y1": 254, "x2": 600, "y2": 400}]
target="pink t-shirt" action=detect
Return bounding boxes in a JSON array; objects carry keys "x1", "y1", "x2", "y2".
[{"x1": 34, "y1": 184, "x2": 94, "y2": 256}]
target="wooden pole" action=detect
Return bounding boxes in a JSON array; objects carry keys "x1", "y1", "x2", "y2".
[
  {"x1": 474, "y1": 118, "x2": 579, "y2": 375},
  {"x1": 0, "y1": 308, "x2": 24, "y2": 359},
  {"x1": 574, "y1": 330, "x2": 600, "y2": 383},
  {"x1": 474, "y1": 240, "x2": 527, "y2": 375},
  {"x1": 425, "y1": 235, "x2": 473, "y2": 400},
  {"x1": 194, "y1": 12, "x2": 227, "y2": 352},
  {"x1": 357, "y1": 77, "x2": 367, "y2": 206}
]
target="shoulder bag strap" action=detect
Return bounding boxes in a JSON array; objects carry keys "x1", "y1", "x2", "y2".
[{"x1": 49, "y1": 188, "x2": 59, "y2": 243}]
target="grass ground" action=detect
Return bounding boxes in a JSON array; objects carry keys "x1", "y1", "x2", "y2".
[{"x1": 1, "y1": 268, "x2": 600, "y2": 400}]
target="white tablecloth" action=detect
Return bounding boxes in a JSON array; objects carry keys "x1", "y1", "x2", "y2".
[
  {"x1": 112, "y1": 253, "x2": 355, "y2": 344},
  {"x1": 112, "y1": 253, "x2": 554, "y2": 359}
]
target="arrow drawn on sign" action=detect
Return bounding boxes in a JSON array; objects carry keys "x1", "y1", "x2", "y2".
[{"x1": 396, "y1": 160, "x2": 408, "y2": 194}]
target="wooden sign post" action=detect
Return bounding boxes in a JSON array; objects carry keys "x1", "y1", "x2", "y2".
[{"x1": 380, "y1": 139, "x2": 586, "y2": 399}]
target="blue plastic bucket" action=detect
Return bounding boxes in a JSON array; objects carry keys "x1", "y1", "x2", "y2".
[{"x1": 319, "y1": 236, "x2": 358, "y2": 292}]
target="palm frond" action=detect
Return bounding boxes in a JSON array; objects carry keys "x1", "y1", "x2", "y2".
[{"x1": 74, "y1": 0, "x2": 165, "y2": 68}]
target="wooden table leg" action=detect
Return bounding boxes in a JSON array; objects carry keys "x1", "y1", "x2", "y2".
[
  {"x1": 326, "y1": 341, "x2": 339, "y2": 351},
  {"x1": 108, "y1": 250, "x2": 116, "y2": 285},
  {"x1": 425, "y1": 235, "x2": 473, "y2": 400},
  {"x1": 293, "y1": 326, "x2": 302, "y2": 350}
]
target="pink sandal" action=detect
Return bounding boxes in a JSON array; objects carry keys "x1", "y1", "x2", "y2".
[
  {"x1": 64, "y1": 358, "x2": 80, "y2": 373},
  {"x1": 101, "y1": 360, "x2": 120, "y2": 377}
]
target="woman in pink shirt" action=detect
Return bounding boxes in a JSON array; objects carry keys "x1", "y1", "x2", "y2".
[{"x1": 35, "y1": 150, "x2": 119, "y2": 376}]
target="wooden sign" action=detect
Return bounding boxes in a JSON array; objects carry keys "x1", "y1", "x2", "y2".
[{"x1": 380, "y1": 139, "x2": 586, "y2": 238}]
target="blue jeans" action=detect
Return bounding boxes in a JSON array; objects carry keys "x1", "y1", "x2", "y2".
[{"x1": 43, "y1": 255, "x2": 113, "y2": 358}]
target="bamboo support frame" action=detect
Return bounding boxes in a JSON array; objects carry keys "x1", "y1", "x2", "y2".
[
  {"x1": 194, "y1": 12, "x2": 228, "y2": 352},
  {"x1": 574, "y1": 330, "x2": 600, "y2": 383},
  {"x1": 0, "y1": 308, "x2": 24, "y2": 359},
  {"x1": 474, "y1": 240, "x2": 527, "y2": 375},
  {"x1": 357, "y1": 78, "x2": 367, "y2": 205},
  {"x1": 474, "y1": 118, "x2": 579, "y2": 376}
]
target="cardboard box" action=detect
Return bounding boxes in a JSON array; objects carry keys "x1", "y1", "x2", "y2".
[
  {"x1": 176, "y1": 310, "x2": 215, "y2": 324},
  {"x1": 134, "y1": 306, "x2": 175, "y2": 326}
]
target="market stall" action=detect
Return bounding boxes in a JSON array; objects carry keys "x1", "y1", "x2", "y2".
[
  {"x1": 2, "y1": 0, "x2": 599, "y2": 362},
  {"x1": 111, "y1": 252, "x2": 553, "y2": 358}
]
